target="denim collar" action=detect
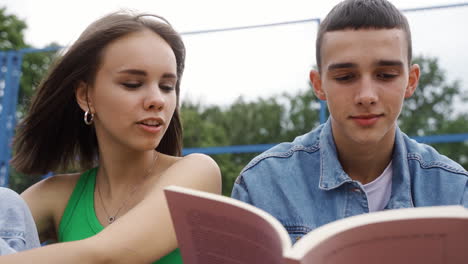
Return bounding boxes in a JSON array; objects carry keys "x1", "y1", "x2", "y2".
[
  {"x1": 318, "y1": 119, "x2": 415, "y2": 208},
  {"x1": 318, "y1": 119, "x2": 352, "y2": 190},
  {"x1": 387, "y1": 126, "x2": 415, "y2": 208}
]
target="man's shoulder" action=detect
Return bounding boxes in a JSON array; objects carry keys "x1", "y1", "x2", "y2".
[
  {"x1": 400, "y1": 132, "x2": 468, "y2": 176},
  {"x1": 238, "y1": 125, "x2": 324, "y2": 179},
  {"x1": 398, "y1": 132, "x2": 468, "y2": 207}
]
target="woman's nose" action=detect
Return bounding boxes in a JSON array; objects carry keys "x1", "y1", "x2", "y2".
[{"x1": 143, "y1": 85, "x2": 165, "y2": 111}]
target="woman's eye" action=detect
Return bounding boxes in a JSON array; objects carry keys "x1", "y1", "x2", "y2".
[
  {"x1": 160, "y1": 84, "x2": 175, "y2": 91},
  {"x1": 122, "y1": 82, "x2": 142, "y2": 88}
]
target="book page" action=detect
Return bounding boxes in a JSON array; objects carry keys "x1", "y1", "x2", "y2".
[
  {"x1": 165, "y1": 186, "x2": 292, "y2": 264},
  {"x1": 288, "y1": 212, "x2": 467, "y2": 264}
]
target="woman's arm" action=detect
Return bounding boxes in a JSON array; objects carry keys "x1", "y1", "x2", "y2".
[{"x1": 0, "y1": 153, "x2": 221, "y2": 264}]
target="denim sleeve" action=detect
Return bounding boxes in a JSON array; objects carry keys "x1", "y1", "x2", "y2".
[
  {"x1": 463, "y1": 182, "x2": 468, "y2": 208},
  {"x1": 231, "y1": 175, "x2": 253, "y2": 204},
  {"x1": 0, "y1": 187, "x2": 40, "y2": 255}
]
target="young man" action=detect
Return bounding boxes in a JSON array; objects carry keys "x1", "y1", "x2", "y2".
[{"x1": 231, "y1": 0, "x2": 468, "y2": 243}]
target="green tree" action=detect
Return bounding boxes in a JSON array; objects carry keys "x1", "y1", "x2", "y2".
[
  {"x1": 399, "y1": 56, "x2": 463, "y2": 136},
  {"x1": 182, "y1": 102, "x2": 229, "y2": 148},
  {"x1": 1, "y1": 7, "x2": 59, "y2": 113},
  {"x1": 283, "y1": 88, "x2": 321, "y2": 140},
  {"x1": 18, "y1": 48, "x2": 60, "y2": 116},
  {"x1": 217, "y1": 97, "x2": 287, "y2": 194},
  {"x1": 0, "y1": 7, "x2": 26, "y2": 49},
  {"x1": 181, "y1": 92, "x2": 322, "y2": 195},
  {"x1": 431, "y1": 113, "x2": 468, "y2": 169},
  {"x1": 398, "y1": 56, "x2": 468, "y2": 169}
]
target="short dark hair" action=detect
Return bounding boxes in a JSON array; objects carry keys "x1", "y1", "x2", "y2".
[
  {"x1": 12, "y1": 11, "x2": 186, "y2": 175},
  {"x1": 316, "y1": 0, "x2": 412, "y2": 71}
]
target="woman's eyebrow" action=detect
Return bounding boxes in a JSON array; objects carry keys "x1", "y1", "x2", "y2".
[
  {"x1": 117, "y1": 69, "x2": 147, "y2": 76},
  {"x1": 162, "y1": 73, "x2": 177, "y2": 79},
  {"x1": 116, "y1": 70, "x2": 177, "y2": 80}
]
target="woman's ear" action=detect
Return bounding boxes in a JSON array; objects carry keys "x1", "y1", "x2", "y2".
[
  {"x1": 75, "y1": 81, "x2": 94, "y2": 113},
  {"x1": 310, "y1": 70, "x2": 326, "y2": 100}
]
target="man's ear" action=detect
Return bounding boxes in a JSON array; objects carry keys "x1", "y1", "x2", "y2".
[
  {"x1": 310, "y1": 70, "x2": 326, "y2": 100},
  {"x1": 75, "y1": 81, "x2": 94, "y2": 112},
  {"x1": 405, "y1": 64, "x2": 420, "y2": 98}
]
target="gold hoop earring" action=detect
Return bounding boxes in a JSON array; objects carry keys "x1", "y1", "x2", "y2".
[{"x1": 84, "y1": 111, "x2": 94, "y2": 125}]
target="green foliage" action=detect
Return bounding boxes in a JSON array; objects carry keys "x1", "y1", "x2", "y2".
[
  {"x1": 429, "y1": 114, "x2": 468, "y2": 169},
  {"x1": 398, "y1": 56, "x2": 468, "y2": 169},
  {"x1": 18, "y1": 48, "x2": 59, "y2": 116},
  {"x1": 181, "y1": 91, "x2": 322, "y2": 195},
  {"x1": 0, "y1": 7, "x2": 26, "y2": 50},
  {"x1": 0, "y1": 7, "x2": 59, "y2": 115},
  {"x1": 182, "y1": 102, "x2": 229, "y2": 148},
  {"x1": 283, "y1": 89, "x2": 321, "y2": 140},
  {"x1": 399, "y1": 56, "x2": 463, "y2": 136}
]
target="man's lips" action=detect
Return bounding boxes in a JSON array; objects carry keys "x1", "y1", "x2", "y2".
[{"x1": 350, "y1": 114, "x2": 384, "y2": 126}]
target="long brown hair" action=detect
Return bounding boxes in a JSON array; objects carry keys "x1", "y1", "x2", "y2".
[{"x1": 12, "y1": 11, "x2": 186, "y2": 175}]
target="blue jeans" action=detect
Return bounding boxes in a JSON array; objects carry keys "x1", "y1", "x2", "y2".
[{"x1": 0, "y1": 187, "x2": 40, "y2": 255}]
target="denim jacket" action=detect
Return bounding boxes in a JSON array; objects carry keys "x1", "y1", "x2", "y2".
[
  {"x1": 231, "y1": 120, "x2": 468, "y2": 243},
  {"x1": 0, "y1": 187, "x2": 40, "y2": 255}
]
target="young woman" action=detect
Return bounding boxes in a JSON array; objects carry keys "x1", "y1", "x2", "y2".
[{"x1": 1, "y1": 11, "x2": 221, "y2": 263}]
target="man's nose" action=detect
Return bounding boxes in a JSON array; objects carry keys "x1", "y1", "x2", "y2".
[{"x1": 355, "y1": 76, "x2": 378, "y2": 106}]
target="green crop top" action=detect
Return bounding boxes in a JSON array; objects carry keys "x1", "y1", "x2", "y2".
[{"x1": 58, "y1": 168, "x2": 183, "y2": 263}]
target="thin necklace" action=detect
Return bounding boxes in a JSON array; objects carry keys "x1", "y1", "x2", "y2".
[{"x1": 96, "y1": 150, "x2": 158, "y2": 224}]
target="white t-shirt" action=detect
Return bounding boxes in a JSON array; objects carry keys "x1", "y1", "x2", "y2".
[{"x1": 363, "y1": 161, "x2": 393, "y2": 212}]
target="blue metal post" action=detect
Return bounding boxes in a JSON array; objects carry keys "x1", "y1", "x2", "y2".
[
  {"x1": 0, "y1": 51, "x2": 7, "y2": 186},
  {"x1": 0, "y1": 51, "x2": 23, "y2": 187}
]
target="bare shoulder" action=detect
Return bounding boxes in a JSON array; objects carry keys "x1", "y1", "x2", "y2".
[
  {"x1": 22, "y1": 172, "x2": 81, "y2": 202},
  {"x1": 21, "y1": 172, "x2": 83, "y2": 236},
  {"x1": 158, "y1": 153, "x2": 221, "y2": 194},
  {"x1": 173, "y1": 153, "x2": 219, "y2": 169}
]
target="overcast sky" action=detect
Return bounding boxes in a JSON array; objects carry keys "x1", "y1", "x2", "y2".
[{"x1": 2, "y1": 0, "x2": 468, "y2": 107}]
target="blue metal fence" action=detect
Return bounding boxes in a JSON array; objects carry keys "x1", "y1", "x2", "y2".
[
  {"x1": 0, "y1": 51, "x2": 23, "y2": 186},
  {"x1": 0, "y1": 47, "x2": 62, "y2": 186},
  {"x1": 182, "y1": 133, "x2": 468, "y2": 155}
]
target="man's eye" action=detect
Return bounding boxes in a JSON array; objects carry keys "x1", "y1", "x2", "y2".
[
  {"x1": 377, "y1": 73, "x2": 398, "y2": 80},
  {"x1": 334, "y1": 74, "x2": 355, "y2": 82}
]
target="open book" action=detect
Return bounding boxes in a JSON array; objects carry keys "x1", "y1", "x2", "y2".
[{"x1": 164, "y1": 186, "x2": 468, "y2": 264}]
